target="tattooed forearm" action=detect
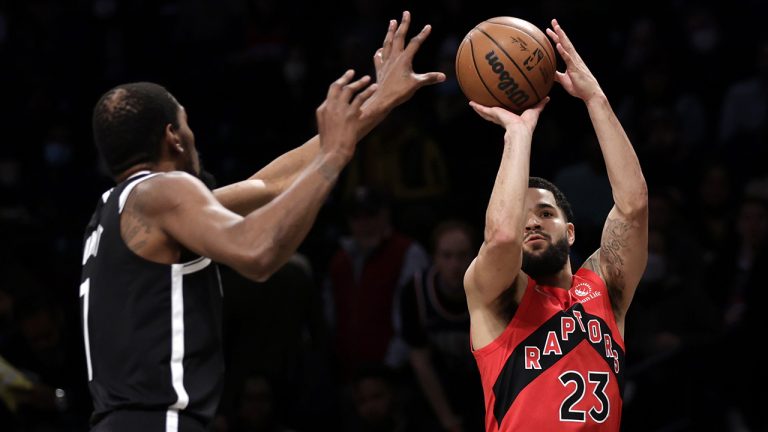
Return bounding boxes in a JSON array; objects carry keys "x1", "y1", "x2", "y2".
[{"x1": 601, "y1": 217, "x2": 632, "y2": 291}]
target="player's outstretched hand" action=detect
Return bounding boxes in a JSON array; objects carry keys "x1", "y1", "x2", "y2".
[
  {"x1": 546, "y1": 19, "x2": 602, "y2": 102},
  {"x1": 372, "y1": 11, "x2": 446, "y2": 108},
  {"x1": 316, "y1": 70, "x2": 378, "y2": 162},
  {"x1": 469, "y1": 97, "x2": 549, "y2": 134}
]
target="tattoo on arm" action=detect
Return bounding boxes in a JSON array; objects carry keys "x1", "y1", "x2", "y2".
[
  {"x1": 121, "y1": 200, "x2": 152, "y2": 252},
  {"x1": 581, "y1": 251, "x2": 602, "y2": 277},
  {"x1": 317, "y1": 159, "x2": 341, "y2": 183},
  {"x1": 601, "y1": 216, "x2": 632, "y2": 302}
]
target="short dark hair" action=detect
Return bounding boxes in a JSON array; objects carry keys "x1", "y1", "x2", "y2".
[
  {"x1": 92, "y1": 82, "x2": 180, "y2": 177},
  {"x1": 529, "y1": 176, "x2": 574, "y2": 222},
  {"x1": 343, "y1": 185, "x2": 390, "y2": 217},
  {"x1": 430, "y1": 219, "x2": 477, "y2": 253}
]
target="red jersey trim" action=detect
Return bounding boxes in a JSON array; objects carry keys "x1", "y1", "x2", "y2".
[
  {"x1": 574, "y1": 268, "x2": 625, "y2": 351},
  {"x1": 472, "y1": 275, "x2": 542, "y2": 359}
]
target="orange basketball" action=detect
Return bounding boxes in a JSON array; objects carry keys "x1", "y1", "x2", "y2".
[{"x1": 455, "y1": 17, "x2": 556, "y2": 113}]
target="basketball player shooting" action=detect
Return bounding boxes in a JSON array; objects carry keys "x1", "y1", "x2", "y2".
[
  {"x1": 463, "y1": 19, "x2": 648, "y2": 431},
  {"x1": 78, "y1": 11, "x2": 444, "y2": 432}
]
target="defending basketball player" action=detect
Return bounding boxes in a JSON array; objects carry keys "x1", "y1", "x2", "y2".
[
  {"x1": 79, "y1": 12, "x2": 444, "y2": 432},
  {"x1": 463, "y1": 19, "x2": 647, "y2": 432}
]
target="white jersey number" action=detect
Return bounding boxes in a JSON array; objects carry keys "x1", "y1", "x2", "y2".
[{"x1": 82, "y1": 225, "x2": 104, "y2": 266}]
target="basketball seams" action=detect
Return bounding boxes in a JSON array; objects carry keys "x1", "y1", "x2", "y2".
[
  {"x1": 483, "y1": 20, "x2": 556, "y2": 68},
  {"x1": 468, "y1": 36, "x2": 513, "y2": 110},
  {"x1": 477, "y1": 27, "x2": 542, "y2": 101}
]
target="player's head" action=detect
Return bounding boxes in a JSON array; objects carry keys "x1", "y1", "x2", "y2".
[
  {"x1": 92, "y1": 82, "x2": 199, "y2": 179},
  {"x1": 431, "y1": 220, "x2": 476, "y2": 291},
  {"x1": 522, "y1": 177, "x2": 575, "y2": 278}
]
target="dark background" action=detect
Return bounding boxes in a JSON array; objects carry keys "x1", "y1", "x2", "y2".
[{"x1": 1, "y1": 0, "x2": 767, "y2": 431}]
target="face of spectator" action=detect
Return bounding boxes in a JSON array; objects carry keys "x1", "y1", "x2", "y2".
[
  {"x1": 434, "y1": 228, "x2": 474, "y2": 291},
  {"x1": 348, "y1": 209, "x2": 390, "y2": 251}
]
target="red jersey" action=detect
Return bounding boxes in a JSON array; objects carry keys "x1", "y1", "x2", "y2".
[{"x1": 472, "y1": 268, "x2": 625, "y2": 432}]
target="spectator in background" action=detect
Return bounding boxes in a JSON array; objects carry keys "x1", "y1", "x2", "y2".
[
  {"x1": 2, "y1": 291, "x2": 90, "y2": 431},
  {"x1": 219, "y1": 253, "x2": 332, "y2": 431},
  {"x1": 687, "y1": 161, "x2": 736, "y2": 266},
  {"x1": 718, "y1": 38, "x2": 768, "y2": 176},
  {"x1": 399, "y1": 220, "x2": 483, "y2": 432},
  {"x1": 325, "y1": 185, "x2": 429, "y2": 380},
  {"x1": 704, "y1": 195, "x2": 768, "y2": 431},
  {"x1": 228, "y1": 375, "x2": 297, "y2": 432},
  {"x1": 345, "y1": 364, "x2": 422, "y2": 432}
]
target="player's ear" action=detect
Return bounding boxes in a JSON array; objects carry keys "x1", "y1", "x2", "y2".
[
  {"x1": 567, "y1": 222, "x2": 575, "y2": 246},
  {"x1": 163, "y1": 123, "x2": 183, "y2": 154}
]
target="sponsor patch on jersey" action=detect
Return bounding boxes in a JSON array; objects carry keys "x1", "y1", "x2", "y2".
[{"x1": 573, "y1": 282, "x2": 592, "y2": 297}]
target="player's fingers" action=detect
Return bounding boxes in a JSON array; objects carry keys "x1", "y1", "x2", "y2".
[
  {"x1": 416, "y1": 72, "x2": 447, "y2": 87},
  {"x1": 552, "y1": 19, "x2": 575, "y2": 52},
  {"x1": 351, "y1": 83, "x2": 378, "y2": 110},
  {"x1": 381, "y1": 20, "x2": 396, "y2": 61},
  {"x1": 342, "y1": 75, "x2": 372, "y2": 100},
  {"x1": 392, "y1": 10, "x2": 411, "y2": 52},
  {"x1": 329, "y1": 69, "x2": 355, "y2": 97},
  {"x1": 404, "y1": 24, "x2": 431, "y2": 57},
  {"x1": 469, "y1": 101, "x2": 496, "y2": 121},
  {"x1": 530, "y1": 96, "x2": 550, "y2": 113},
  {"x1": 553, "y1": 70, "x2": 568, "y2": 84},
  {"x1": 556, "y1": 44, "x2": 572, "y2": 66},
  {"x1": 545, "y1": 27, "x2": 559, "y2": 45}
]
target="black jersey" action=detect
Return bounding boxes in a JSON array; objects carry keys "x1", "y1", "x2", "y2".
[{"x1": 79, "y1": 171, "x2": 224, "y2": 429}]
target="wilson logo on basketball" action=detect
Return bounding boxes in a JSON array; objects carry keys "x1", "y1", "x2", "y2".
[
  {"x1": 573, "y1": 283, "x2": 592, "y2": 297},
  {"x1": 484, "y1": 50, "x2": 530, "y2": 107}
]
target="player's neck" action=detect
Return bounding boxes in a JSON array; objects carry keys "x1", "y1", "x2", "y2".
[
  {"x1": 116, "y1": 160, "x2": 184, "y2": 182},
  {"x1": 535, "y1": 263, "x2": 573, "y2": 290},
  {"x1": 116, "y1": 163, "x2": 153, "y2": 182}
]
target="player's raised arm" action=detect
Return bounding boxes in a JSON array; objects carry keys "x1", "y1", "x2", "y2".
[
  {"x1": 463, "y1": 98, "x2": 549, "y2": 348},
  {"x1": 146, "y1": 71, "x2": 377, "y2": 281},
  {"x1": 548, "y1": 19, "x2": 648, "y2": 329}
]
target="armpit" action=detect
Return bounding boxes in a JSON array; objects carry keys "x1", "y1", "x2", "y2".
[{"x1": 580, "y1": 250, "x2": 603, "y2": 277}]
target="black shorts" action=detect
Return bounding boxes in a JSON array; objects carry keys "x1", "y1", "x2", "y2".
[{"x1": 90, "y1": 409, "x2": 208, "y2": 432}]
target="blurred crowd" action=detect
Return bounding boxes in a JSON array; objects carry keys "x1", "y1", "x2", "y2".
[{"x1": 0, "y1": 0, "x2": 767, "y2": 431}]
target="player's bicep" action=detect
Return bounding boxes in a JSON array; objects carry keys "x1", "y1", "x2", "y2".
[
  {"x1": 149, "y1": 174, "x2": 251, "y2": 267},
  {"x1": 598, "y1": 205, "x2": 648, "y2": 314}
]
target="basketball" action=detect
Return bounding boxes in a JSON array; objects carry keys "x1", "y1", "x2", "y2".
[{"x1": 455, "y1": 17, "x2": 556, "y2": 113}]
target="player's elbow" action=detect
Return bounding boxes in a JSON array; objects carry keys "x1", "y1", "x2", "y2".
[
  {"x1": 235, "y1": 245, "x2": 279, "y2": 283},
  {"x1": 483, "y1": 225, "x2": 522, "y2": 250},
  {"x1": 621, "y1": 185, "x2": 648, "y2": 219}
]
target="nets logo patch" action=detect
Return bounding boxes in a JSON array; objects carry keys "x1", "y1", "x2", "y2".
[{"x1": 573, "y1": 282, "x2": 592, "y2": 297}]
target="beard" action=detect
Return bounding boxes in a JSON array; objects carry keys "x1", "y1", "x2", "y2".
[
  {"x1": 191, "y1": 152, "x2": 217, "y2": 190},
  {"x1": 522, "y1": 235, "x2": 570, "y2": 279},
  {"x1": 197, "y1": 167, "x2": 218, "y2": 190}
]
